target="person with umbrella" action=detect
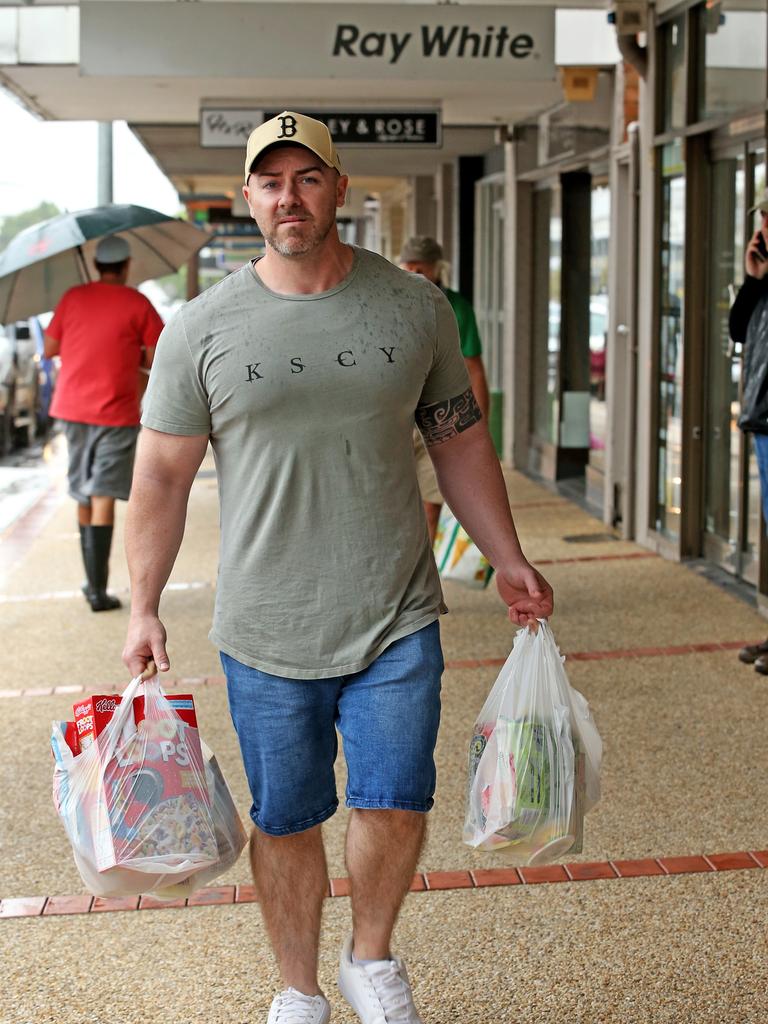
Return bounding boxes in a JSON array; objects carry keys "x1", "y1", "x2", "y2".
[{"x1": 44, "y1": 234, "x2": 164, "y2": 611}]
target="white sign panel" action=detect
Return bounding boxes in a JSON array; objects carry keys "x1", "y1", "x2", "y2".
[
  {"x1": 201, "y1": 109, "x2": 264, "y2": 148},
  {"x1": 81, "y1": 3, "x2": 555, "y2": 81}
]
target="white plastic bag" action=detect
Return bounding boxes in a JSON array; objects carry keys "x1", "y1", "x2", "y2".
[
  {"x1": 51, "y1": 672, "x2": 246, "y2": 897},
  {"x1": 463, "y1": 620, "x2": 602, "y2": 864},
  {"x1": 434, "y1": 505, "x2": 493, "y2": 589}
]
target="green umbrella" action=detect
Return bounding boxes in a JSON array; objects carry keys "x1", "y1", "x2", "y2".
[{"x1": 0, "y1": 204, "x2": 209, "y2": 323}]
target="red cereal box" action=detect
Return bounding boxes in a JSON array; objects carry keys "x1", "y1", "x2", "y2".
[
  {"x1": 91, "y1": 696, "x2": 215, "y2": 872},
  {"x1": 74, "y1": 694, "x2": 198, "y2": 750}
]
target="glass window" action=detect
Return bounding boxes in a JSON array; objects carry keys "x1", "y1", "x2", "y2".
[
  {"x1": 661, "y1": 13, "x2": 688, "y2": 130},
  {"x1": 589, "y1": 184, "x2": 610, "y2": 467},
  {"x1": 704, "y1": 154, "x2": 745, "y2": 547},
  {"x1": 531, "y1": 187, "x2": 561, "y2": 444},
  {"x1": 698, "y1": 1, "x2": 768, "y2": 121},
  {"x1": 656, "y1": 141, "x2": 686, "y2": 538}
]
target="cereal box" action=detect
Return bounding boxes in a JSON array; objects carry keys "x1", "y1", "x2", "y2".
[
  {"x1": 83, "y1": 693, "x2": 216, "y2": 873},
  {"x1": 74, "y1": 694, "x2": 198, "y2": 750}
]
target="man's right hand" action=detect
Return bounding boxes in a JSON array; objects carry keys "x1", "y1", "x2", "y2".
[
  {"x1": 746, "y1": 227, "x2": 768, "y2": 279},
  {"x1": 122, "y1": 614, "x2": 170, "y2": 676}
]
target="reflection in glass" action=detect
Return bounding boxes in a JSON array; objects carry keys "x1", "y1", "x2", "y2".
[
  {"x1": 704, "y1": 156, "x2": 745, "y2": 552},
  {"x1": 589, "y1": 184, "x2": 610, "y2": 468},
  {"x1": 662, "y1": 14, "x2": 687, "y2": 130},
  {"x1": 656, "y1": 144, "x2": 686, "y2": 537},
  {"x1": 531, "y1": 188, "x2": 561, "y2": 444},
  {"x1": 746, "y1": 157, "x2": 767, "y2": 561},
  {"x1": 699, "y1": 2, "x2": 768, "y2": 121}
]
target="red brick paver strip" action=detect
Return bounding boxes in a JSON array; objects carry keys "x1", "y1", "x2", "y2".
[
  {"x1": 704, "y1": 852, "x2": 761, "y2": 871},
  {"x1": 470, "y1": 868, "x2": 522, "y2": 887},
  {"x1": 3, "y1": 847, "x2": 767, "y2": 918},
  {"x1": 91, "y1": 896, "x2": 140, "y2": 913},
  {"x1": 518, "y1": 864, "x2": 569, "y2": 884},
  {"x1": 3, "y1": 643, "x2": 762, "y2": 698},
  {"x1": 187, "y1": 886, "x2": 235, "y2": 907},
  {"x1": 42, "y1": 894, "x2": 93, "y2": 915},
  {"x1": 0, "y1": 896, "x2": 47, "y2": 918},
  {"x1": 424, "y1": 871, "x2": 474, "y2": 890},
  {"x1": 235, "y1": 884, "x2": 259, "y2": 903},
  {"x1": 138, "y1": 895, "x2": 187, "y2": 910},
  {"x1": 658, "y1": 856, "x2": 715, "y2": 875},
  {"x1": 564, "y1": 861, "x2": 619, "y2": 881},
  {"x1": 610, "y1": 858, "x2": 666, "y2": 878}
]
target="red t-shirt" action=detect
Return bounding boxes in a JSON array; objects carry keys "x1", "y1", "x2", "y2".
[{"x1": 48, "y1": 282, "x2": 164, "y2": 427}]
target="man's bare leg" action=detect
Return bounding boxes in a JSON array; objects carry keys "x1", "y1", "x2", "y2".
[
  {"x1": 249, "y1": 826, "x2": 329, "y2": 995},
  {"x1": 345, "y1": 809, "x2": 426, "y2": 960}
]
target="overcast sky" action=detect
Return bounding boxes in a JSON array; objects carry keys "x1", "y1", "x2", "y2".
[{"x1": 0, "y1": 88, "x2": 180, "y2": 221}]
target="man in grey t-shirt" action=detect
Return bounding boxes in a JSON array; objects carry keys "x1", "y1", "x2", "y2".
[{"x1": 123, "y1": 111, "x2": 553, "y2": 1024}]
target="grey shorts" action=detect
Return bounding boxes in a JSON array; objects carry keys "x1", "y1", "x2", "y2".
[{"x1": 61, "y1": 421, "x2": 139, "y2": 505}]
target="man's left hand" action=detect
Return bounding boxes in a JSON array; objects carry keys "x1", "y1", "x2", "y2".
[{"x1": 496, "y1": 562, "x2": 554, "y2": 626}]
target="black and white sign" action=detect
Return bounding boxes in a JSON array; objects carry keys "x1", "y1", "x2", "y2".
[
  {"x1": 201, "y1": 108, "x2": 442, "y2": 149},
  {"x1": 82, "y1": 3, "x2": 555, "y2": 81}
]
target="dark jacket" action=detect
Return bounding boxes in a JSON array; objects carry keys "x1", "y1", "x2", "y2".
[{"x1": 732, "y1": 276, "x2": 768, "y2": 434}]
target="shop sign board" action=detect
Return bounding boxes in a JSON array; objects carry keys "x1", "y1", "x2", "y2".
[
  {"x1": 81, "y1": 3, "x2": 555, "y2": 81},
  {"x1": 201, "y1": 108, "x2": 442, "y2": 148}
]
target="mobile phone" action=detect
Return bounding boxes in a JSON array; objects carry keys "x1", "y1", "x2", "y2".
[{"x1": 756, "y1": 233, "x2": 768, "y2": 260}]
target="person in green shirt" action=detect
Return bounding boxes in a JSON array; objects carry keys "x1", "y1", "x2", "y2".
[{"x1": 400, "y1": 236, "x2": 491, "y2": 542}]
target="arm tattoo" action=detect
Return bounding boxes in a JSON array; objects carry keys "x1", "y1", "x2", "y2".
[{"x1": 415, "y1": 387, "x2": 483, "y2": 446}]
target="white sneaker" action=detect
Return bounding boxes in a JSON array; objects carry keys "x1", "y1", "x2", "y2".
[
  {"x1": 337, "y1": 935, "x2": 423, "y2": 1024},
  {"x1": 267, "y1": 988, "x2": 331, "y2": 1024}
]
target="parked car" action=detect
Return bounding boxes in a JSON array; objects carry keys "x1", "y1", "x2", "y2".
[{"x1": 0, "y1": 317, "x2": 58, "y2": 456}]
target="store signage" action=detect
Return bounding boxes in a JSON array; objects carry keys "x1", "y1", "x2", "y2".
[
  {"x1": 81, "y1": 3, "x2": 555, "y2": 81},
  {"x1": 201, "y1": 108, "x2": 441, "y2": 148}
]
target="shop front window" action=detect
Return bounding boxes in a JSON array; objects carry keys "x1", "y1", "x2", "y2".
[
  {"x1": 661, "y1": 14, "x2": 688, "y2": 130},
  {"x1": 531, "y1": 187, "x2": 561, "y2": 444},
  {"x1": 656, "y1": 141, "x2": 686, "y2": 538},
  {"x1": 698, "y1": 1, "x2": 768, "y2": 121},
  {"x1": 589, "y1": 184, "x2": 610, "y2": 466},
  {"x1": 704, "y1": 154, "x2": 745, "y2": 549}
]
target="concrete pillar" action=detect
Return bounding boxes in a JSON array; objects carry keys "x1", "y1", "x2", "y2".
[
  {"x1": 503, "y1": 139, "x2": 533, "y2": 469},
  {"x1": 97, "y1": 122, "x2": 113, "y2": 206},
  {"x1": 435, "y1": 163, "x2": 454, "y2": 266},
  {"x1": 410, "y1": 176, "x2": 437, "y2": 238}
]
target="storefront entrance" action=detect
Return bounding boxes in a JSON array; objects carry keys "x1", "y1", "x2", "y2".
[{"x1": 703, "y1": 142, "x2": 766, "y2": 585}]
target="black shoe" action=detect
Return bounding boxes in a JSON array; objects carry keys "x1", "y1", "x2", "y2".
[
  {"x1": 738, "y1": 639, "x2": 768, "y2": 664},
  {"x1": 80, "y1": 524, "x2": 122, "y2": 612},
  {"x1": 755, "y1": 655, "x2": 768, "y2": 675}
]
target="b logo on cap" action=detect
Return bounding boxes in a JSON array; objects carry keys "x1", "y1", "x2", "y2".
[{"x1": 277, "y1": 115, "x2": 298, "y2": 139}]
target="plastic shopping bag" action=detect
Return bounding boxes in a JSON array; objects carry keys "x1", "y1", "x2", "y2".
[
  {"x1": 463, "y1": 620, "x2": 602, "y2": 865},
  {"x1": 434, "y1": 505, "x2": 493, "y2": 589},
  {"x1": 51, "y1": 671, "x2": 246, "y2": 898}
]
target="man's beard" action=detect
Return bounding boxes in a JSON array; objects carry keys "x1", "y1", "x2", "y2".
[{"x1": 261, "y1": 207, "x2": 335, "y2": 258}]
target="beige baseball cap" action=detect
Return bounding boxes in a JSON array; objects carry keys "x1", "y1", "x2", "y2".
[
  {"x1": 749, "y1": 188, "x2": 768, "y2": 215},
  {"x1": 244, "y1": 111, "x2": 343, "y2": 183}
]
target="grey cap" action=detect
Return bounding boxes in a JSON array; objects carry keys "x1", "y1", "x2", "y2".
[
  {"x1": 95, "y1": 235, "x2": 131, "y2": 264},
  {"x1": 748, "y1": 189, "x2": 768, "y2": 215},
  {"x1": 399, "y1": 236, "x2": 443, "y2": 264}
]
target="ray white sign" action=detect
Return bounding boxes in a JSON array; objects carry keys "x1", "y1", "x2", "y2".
[{"x1": 81, "y1": 3, "x2": 555, "y2": 81}]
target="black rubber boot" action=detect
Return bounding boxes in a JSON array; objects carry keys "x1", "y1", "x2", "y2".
[{"x1": 80, "y1": 524, "x2": 122, "y2": 612}]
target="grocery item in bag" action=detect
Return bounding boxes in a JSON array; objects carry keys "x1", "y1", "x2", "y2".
[
  {"x1": 463, "y1": 620, "x2": 601, "y2": 864},
  {"x1": 51, "y1": 669, "x2": 245, "y2": 897}
]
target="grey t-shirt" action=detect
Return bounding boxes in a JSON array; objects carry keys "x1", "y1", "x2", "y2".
[{"x1": 142, "y1": 246, "x2": 470, "y2": 678}]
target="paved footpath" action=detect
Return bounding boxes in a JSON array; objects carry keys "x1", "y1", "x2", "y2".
[{"x1": 1, "y1": 439, "x2": 767, "y2": 1023}]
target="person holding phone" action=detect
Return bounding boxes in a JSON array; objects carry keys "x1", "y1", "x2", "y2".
[{"x1": 731, "y1": 190, "x2": 768, "y2": 672}]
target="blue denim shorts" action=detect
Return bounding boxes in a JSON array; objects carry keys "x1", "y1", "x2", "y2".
[{"x1": 221, "y1": 621, "x2": 444, "y2": 836}]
